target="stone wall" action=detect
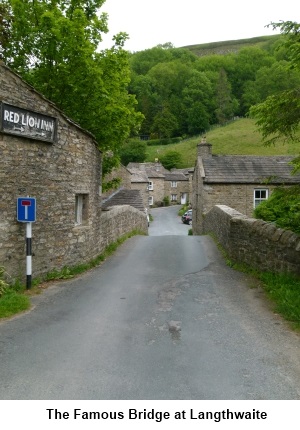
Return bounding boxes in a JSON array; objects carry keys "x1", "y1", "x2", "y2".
[
  {"x1": 131, "y1": 182, "x2": 149, "y2": 208},
  {"x1": 201, "y1": 183, "x2": 279, "y2": 218},
  {"x1": 0, "y1": 63, "x2": 103, "y2": 280},
  {"x1": 102, "y1": 164, "x2": 132, "y2": 200},
  {"x1": 203, "y1": 205, "x2": 300, "y2": 276},
  {"x1": 0, "y1": 62, "x2": 148, "y2": 283},
  {"x1": 150, "y1": 178, "x2": 165, "y2": 205},
  {"x1": 164, "y1": 180, "x2": 189, "y2": 203},
  {"x1": 100, "y1": 205, "x2": 148, "y2": 249}
]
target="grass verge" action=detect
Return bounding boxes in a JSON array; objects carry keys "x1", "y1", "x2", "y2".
[
  {"x1": 208, "y1": 233, "x2": 300, "y2": 330},
  {"x1": 0, "y1": 289, "x2": 30, "y2": 319},
  {"x1": 0, "y1": 230, "x2": 145, "y2": 320},
  {"x1": 224, "y1": 254, "x2": 300, "y2": 331}
]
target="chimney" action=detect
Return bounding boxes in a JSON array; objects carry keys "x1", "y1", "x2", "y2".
[{"x1": 197, "y1": 136, "x2": 212, "y2": 159}]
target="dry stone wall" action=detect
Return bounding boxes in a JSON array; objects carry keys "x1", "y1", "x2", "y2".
[
  {"x1": 100, "y1": 205, "x2": 148, "y2": 250},
  {"x1": 203, "y1": 205, "x2": 300, "y2": 276}
]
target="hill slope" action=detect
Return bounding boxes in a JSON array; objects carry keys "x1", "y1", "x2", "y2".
[
  {"x1": 145, "y1": 118, "x2": 300, "y2": 168},
  {"x1": 181, "y1": 35, "x2": 281, "y2": 57}
]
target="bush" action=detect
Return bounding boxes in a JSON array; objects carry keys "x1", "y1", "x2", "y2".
[
  {"x1": 160, "y1": 150, "x2": 183, "y2": 170},
  {"x1": 254, "y1": 185, "x2": 300, "y2": 234},
  {"x1": 120, "y1": 139, "x2": 147, "y2": 165},
  {"x1": 163, "y1": 196, "x2": 170, "y2": 206},
  {"x1": 0, "y1": 267, "x2": 9, "y2": 297}
]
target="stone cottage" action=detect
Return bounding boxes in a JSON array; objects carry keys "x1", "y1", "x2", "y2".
[
  {"x1": 164, "y1": 171, "x2": 190, "y2": 205},
  {"x1": 192, "y1": 139, "x2": 300, "y2": 234},
  {"x1": 0, "y1": 62, "x2": 105, "y2": 281},
  {"x1": 127, "y1": 162, "x2": 192, "y2": 207}
]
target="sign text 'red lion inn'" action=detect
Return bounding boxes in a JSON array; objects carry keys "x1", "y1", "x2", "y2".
[{"x1": 0, "y1": 102, "x2": 57, "y2": 143}]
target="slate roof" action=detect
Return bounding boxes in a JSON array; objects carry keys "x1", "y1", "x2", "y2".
[
  {"x1": 128, "y1": 168, "x2": 149, "y2": 183},
  {"x1": 127, "y1": 163, "x2": 192, "y2": 181},
  {"x1": 171, "y1": 167, "x2": 194, "y2": 176},
  {"x1": 127, "y1": 162, "x2": 169, "y2": 178},
  {"x1": 145, "y1": 168, "x2": 165, "y2": 179},
  {"x1": 101, "y1": 189, "x2": 145, "y2": 211},
  {"x1": 164, "y1": 172, "x2": 189, "y2": 181},
  {"x1": 202, "y1": 155, "x2": 300, "y2": 184}
]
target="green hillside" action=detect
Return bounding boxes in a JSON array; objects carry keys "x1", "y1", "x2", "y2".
[
  {"x1": 145, "y1": 118, "x2": 300, "y2": 168},
  {"x1": 181, "y1": 35, "x2": 281, "y2": 57}
]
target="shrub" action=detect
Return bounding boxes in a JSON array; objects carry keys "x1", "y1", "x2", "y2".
[
  {"x1": 0, "y1": 267, "x2": 9, "y2": 297},
  {"x1": 163, "y1": 196, "x2": 170, "y2": 206},
  {"x1": 160, "y1": 150, "x2": 183, "y2": 170},
  {"x1": 254, "y1": 185, "x2": 300, "y2": 234}
]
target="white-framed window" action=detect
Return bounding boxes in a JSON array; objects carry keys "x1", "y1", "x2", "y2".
[
  {"x1": 254, "y1": 189, "x2": 269, "y2": 208},
  {"x1": 148, "y1": 196, "x2": 153, "y2": 206},
  {"x1": 171, "y1": 181, "x2": 177, "y2": 188},
  {"x1": 148, "y1": 181, "x2": 153, "y2": 191},
  {"x1": 171, "y1": 194, "x2": 177, "y2": 202},
  {"x1": 75, "y1": 194, "x2": 88, "y2": 225}
]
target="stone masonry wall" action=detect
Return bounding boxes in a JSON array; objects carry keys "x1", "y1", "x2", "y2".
[
  {"x1": 201, "y1": 183, "x2": 279, "y2": 218},
  {"x1": 0, "y1": 63, "x2": 148, "y2": 283},
  {"x1": 101, "y1": 164, "x2": 132, "y2": 200},
  {"x1": 0, "y1": 63, "x2": 103, "y2": 280},
  {"x1": 150, "y1": 178, "x2": 165, "y2": 205},
  {"x1": 203, "y1": 205, "x2": 300, "y2": 276},
  {"x1": 164, "y1": 180, "x2": 189, "y2": 203},
  {"x1": 100, "y1": 205, "x2": 148, "y2": 249}
]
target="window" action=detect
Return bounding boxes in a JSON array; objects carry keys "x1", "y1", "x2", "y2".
[
  {"x1": 148, "y1": 181, "x2": 153, "y2": 191},
  {"x1": 171, "y1": 181, "x2": 177, "y2": 188},
  {"x1": 148, "y1": 196, "x2": 153, "y2": 206},
  {"x1": 254, "y1": 189, "x2": 268, "y2": 208},
  {"x1": 171, "y1": 194, "x2": 177, "y2": 202},
  {"x1": 75, "y1": 194, "x2": 89, "y2": 225}
]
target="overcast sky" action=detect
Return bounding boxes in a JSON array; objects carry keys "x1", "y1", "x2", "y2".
[{"x1": 99, "y1": 0, "x2": 297, "y2": 52}]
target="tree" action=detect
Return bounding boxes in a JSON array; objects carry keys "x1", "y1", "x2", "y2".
[
  {"x1": 0, "y1": 0, "x2": 12, "y2": 57},
  {"x1": 230, "y1": 46, "x2": 274, "y2": 114},
  {"x1": 250, "y1": 21, "x2": 300, "y2": 171},
  {"x1": 151, "y1": 107, "x2": 178, "y2": 139},
  {"x1": 182, "y1": 70, "x2": 214, "y2": 134},
  {"x1": 120, "y1": 139, "x2": 147, "y2": 166},
  {"x1": 242, "y1": 61, "x2": 300, "y2": 112},
  {"x1": 1, "y1": 0, "x2": 144, "y2": 174},
  {"x1": 214, "y1": 68, "x2": 239, "y2": 124},
  {"x1": 160, "y1": 151, "x2": 183, "y2": 170}
]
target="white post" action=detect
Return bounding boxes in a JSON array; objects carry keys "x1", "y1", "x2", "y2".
[{"x1": 26, "y1": 222, "x2": 32, "y2": 289}]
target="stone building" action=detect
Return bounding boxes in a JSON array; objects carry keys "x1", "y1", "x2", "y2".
[
  {"x1": 170, "y1": 167, "x2": 194, "y2": 203},
  {"x1": 164, "y1": 172, "x2": 189, "y2": 205},
  {"x1": 128, "y1": 168, "x2": 150, "y2": 208},
  {"x1": 192, "y1": 140, "x2": 300, "y2": 234},
  {"x1": 101, "y1": 164, "x2": 132, "y2": 200},
  {"x1": 127, "y1": 162, "x2": 166, "y2": 207},
  {"x1": 0, "y1": 63, "x2": 148, "y2": 283},
  {"x1": 127, "y1": 162, "x2": 192, "y2": 207},
  {"x1": 0, "y1": 62, "x2": 105, "y2": 281}
]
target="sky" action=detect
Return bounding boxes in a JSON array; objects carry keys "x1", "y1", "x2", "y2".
[{"x1": 99, "y1": 0, "x2": 298, "y2": 52}]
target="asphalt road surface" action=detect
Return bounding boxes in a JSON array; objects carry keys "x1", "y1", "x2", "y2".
[{"x1": 0, "y1": 205, "x2": 300, "y2": 400}]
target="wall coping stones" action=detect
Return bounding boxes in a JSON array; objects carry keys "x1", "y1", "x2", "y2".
[{"x1": 203, "y1": 205, "x2": 300, "y2": 276}]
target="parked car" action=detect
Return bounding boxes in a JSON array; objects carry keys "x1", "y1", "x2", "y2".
[{"x1": 182, "y1": 209, "x2": 192, "y2": 225}]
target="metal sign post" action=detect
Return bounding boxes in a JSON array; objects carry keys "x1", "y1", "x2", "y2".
[
  {"x1": 17, "y1": 197, "x2": 36, "y2": 289},
  {"x1": 26, "y1": 222, "x2": 32, "y2": 290}
]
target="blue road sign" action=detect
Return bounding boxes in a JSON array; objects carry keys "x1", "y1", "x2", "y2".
[{"x1": 17, "y1": 197, "x2": 36, "y2": 222}]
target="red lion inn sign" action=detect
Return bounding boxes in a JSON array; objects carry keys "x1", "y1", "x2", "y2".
[{"x1": 0, "y1": 102, "x2": 57, "y2": 143}]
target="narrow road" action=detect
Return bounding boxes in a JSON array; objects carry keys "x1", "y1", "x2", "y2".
[{"x1": 0, "y1": 205, "x2": 300, "y2": 399}]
